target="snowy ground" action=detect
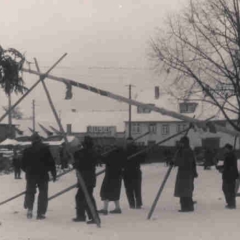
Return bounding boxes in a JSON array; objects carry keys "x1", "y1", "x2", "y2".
[{"x1": 0, "y1": 162, "x2": 240, "y2": 240}]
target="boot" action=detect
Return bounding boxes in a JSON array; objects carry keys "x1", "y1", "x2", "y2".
[
  {"x1": 87, "y1": 217, "x2": 101, "y2": 224},
  {"x1": 27, "y1": 209, "x2": 33, "y2": 219},
  {"x1": 98, "y1": 209, "x2": 108, "y2": 215},
  {"x1": 36, "y1": 214, "x2": 46, "y2": 220},
  {"x1": 72, "y1": 217, "x2": 86, "y2": 222},
  {"x1": 109, "y1": 208, "x2": 122, "y2": 214},
  {"x1": 73, "y1": 209, "x2": 85, "y2": 222}
]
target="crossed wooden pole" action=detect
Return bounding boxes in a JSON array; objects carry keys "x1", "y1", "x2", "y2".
[{"x1": 33, "y1": 58, "x2": 101, "y2": 227}]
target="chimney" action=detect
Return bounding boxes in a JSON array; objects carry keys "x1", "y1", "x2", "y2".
[
  {"x1": 66, "y1": 124, "x2": 72, "y2": 135},
  {"x1": 155, "y1": 86, "x2": 160, "y2": 99}
]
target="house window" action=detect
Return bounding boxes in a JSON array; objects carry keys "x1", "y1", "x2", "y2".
[
  {"x1": 132, "y1": 123, "x2": 141, "y2": 134},
  {"x1": 137, "y1": 104, "x2": 155, "y2": 114},
  {"x1": 149, "y1": 123, "x2": 157, "y2": 134},
  {"x1": 162, "y1": 124, "x2": 169, "y2": 135},
  {"x1": 177, "y1": 124, "x2": 187, "y2": 133},
  {"x1": 179, "y1": 102, "x2": 198, "y2": 113}
]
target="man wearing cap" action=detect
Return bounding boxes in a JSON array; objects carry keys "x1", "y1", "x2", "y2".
[
  {"x1": 21, "y1": 132, "x2": 56, "y2": 219},
  {"x1": 174, "y1": 136, "x2": 195, "y2": 212},
  {"x1": 73, "y1": 136, "x2": 101, "y2": 224},
  {"x1": 123, "y1": 138, "x2": 145, "y2": 209},
  {"x1": 216, "y1": 144, "x2": 239, "y2": 209}
]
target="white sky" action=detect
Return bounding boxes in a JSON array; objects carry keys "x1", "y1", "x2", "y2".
[{"x1": 0, "y1": 0, "x2": 188, "y2": 123}]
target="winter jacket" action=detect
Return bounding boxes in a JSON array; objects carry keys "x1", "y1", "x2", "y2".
[
  {"x1": 222, "y1": 151, "x2": 239, "y2": 182},
  {"x1": 174, "y1": 147, "x2": 195, "y2": 198},
  {"x1": 74, "y1": 147, "x2": 98, "y2": 188},
  {"x1": 21, "y1": 142, "x2": 56, "y2": 181}
]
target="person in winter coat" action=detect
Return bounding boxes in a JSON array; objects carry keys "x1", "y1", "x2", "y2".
[
  {"x1": 123, "y1": 138, "x2": 145, "y2": 209},
  {"x1": 98, "y1": 146, "x2": 124, "y2": 215},
  {"x1": 12, "y1": 148, "x2": 21, "y2": 179},
  {"x1": 59, "y1": 142, "x2": 69, "y2": 170},
  {"x1": 192, "y1": 151, "x2": 198, "y2": 204},
  {"x1": 73, "y1": 136, "x2": 100, "y2": 224},
  {"x1": 216, "y1": 144, "x2": 239, "y2": 209},
  {"x1": 174, "y1": 136, "x2": 195, "y2": 212},
  {"x1": 204, "y1": 147, "x2": 214, "y2": 170},
  {"x1": 21, "y1": 133, "x2": 56, "y2": 220}
]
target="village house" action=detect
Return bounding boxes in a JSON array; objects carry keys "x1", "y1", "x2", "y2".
[{"x1": 124, "y1": 88, "x2": 240, "y2": 150}]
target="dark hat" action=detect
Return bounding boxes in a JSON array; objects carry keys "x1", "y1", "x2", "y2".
[
  {"x1": 83, "y1": 135, "x2": 93, "y2": 147},
  {"x1": 126, "y1": 137, "x2": 133, "y2": 141},
  {"x1": 180, "y1": 136, "x2": 190, "y2": 146},
  {"x1": 30, "y1": 132, "x2": 42, "y2": 143},
  {"x1": 224, "y1": 143, "x2": 233, "y2": 150}
]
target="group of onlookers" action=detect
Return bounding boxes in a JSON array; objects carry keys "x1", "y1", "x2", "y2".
[
  {"x1": 7, "y1": 132, "x2": 239, "y2": 223},
  {"x1": 173, "y1": 137, "x2": 239, "y2": 212}
]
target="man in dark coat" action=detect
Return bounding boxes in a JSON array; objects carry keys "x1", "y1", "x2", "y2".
[
  {"x1": 204, "y1": 147, "x2": 214, "y2": 170},
  {"x1": 216, "y1": 144, "x2": 239, "y2": 209},
  {"x1": 21, "y1": 133, "x2": 56, "y2": 220},
  {"x1": 98, "y1": 146, "x2": 124, "y2": 215},
  {"x1": 174, "y1": 136, "x2": 195, "y2": 212},
  {"x1": 123, "y1": 138, "x2": 145, "y2": 209},
  {"x1": 12, "y1": 148, "x2": 21, "y2": 179},
  {"x1": 73, "y1": 136, "x2": 100, "y2": 224},
  {"x1": 59, "y1": 142, "x2": 69, "y2": 170}
]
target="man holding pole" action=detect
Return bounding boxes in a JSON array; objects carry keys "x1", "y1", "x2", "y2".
[
  {"x1": 73, "y1": 136, "x2": 101, "y2": 224},
  {"x1": 123, "y1": 138, "x2": 145, "y2": 209},
  {"x1": 174, "y1": 136, "x2": 195, "y2": 212},
  {"x1": 216, "y1": 144, "x2": 239, "y2": 209},
  {"x1": 21, "y1": 132, "x2": 56, "y2": 219}
]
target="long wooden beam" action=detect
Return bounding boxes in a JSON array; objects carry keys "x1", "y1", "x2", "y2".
[{"x1": 22, "y1": 68, "x2": 240, "y2": 137}]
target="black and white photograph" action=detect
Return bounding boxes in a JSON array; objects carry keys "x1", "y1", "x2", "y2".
[{"x1": 0, "y1": 0, "x2": 240, "y2": 239}]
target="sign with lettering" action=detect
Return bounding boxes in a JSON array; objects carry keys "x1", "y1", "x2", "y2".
[{"x1": 87, "y1": 126, "x2": 116, "y2": 137}]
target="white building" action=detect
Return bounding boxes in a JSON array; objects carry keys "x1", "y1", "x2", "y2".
[{"x1": 124, "y1": 89, "x2": 240, "y2": 149}]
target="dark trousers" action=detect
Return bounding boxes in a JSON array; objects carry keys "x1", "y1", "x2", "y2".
[
  {"x1": 180, "y1": 197, "x2": 194, "y2": 211},
  {"x1": 123, "y1": 171, "x2": 142, "y2": 208},
  {"x1": 24, "y1": 178, "x2": 48, "y2": 215},
  {"x1": 14, "y1": 167, "x2": 21, "y2": 179},
  {"x1": 222, "y1": 180, "x2": 236, "y2": 207},
  {"x1": 75, "y1": 186, "x2": 99, "y2": 220}
]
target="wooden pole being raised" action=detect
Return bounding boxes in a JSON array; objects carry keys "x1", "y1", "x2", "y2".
[
  {"x1": 22, "y1": 68, "x2": 240, "y2": 138},
  {"x1": 34, "y1": 58, "x2": 101, "y2": 228},
  {"x1": 147, "y1": 124, "x2": 193, "y2": 220}
]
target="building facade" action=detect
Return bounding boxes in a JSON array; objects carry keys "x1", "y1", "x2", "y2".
[{"x1": 125, "y1": 120, "x2": 240, "y2": 149}]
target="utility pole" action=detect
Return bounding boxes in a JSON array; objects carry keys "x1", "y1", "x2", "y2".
[
  {"x1": 8, "y1": 93, "x2": 13, "y2": 138},
  {"x1": 126, "y1": 84, "x2": 135, "y2": 139},
  {"x1": 32, "y1": 100, "x2": 35, "y2": 132},
  {"x1": 59, "y1": 110, "x2": 62, "y2": 123}
]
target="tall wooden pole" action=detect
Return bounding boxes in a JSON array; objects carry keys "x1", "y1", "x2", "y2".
[
  {"x1": 8, "y1": 93, "x2": 13, "y2": 138},
  {"x1": 32, "y1": 100, "x2": 35, "y2": 132},
  {"x1": 147, "y1": 124, "x2": 192, "y2": 220},
  {"x1": 22, "y1": 68, "x2": 240, "y2": 137},
  {"x1": 126, "y1": 84, "x2": 134, "y2": 139},
  {"x1": 34, "y1": 58, "x2": 101, "y2": 228}
]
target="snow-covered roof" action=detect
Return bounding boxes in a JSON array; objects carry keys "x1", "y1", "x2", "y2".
[{"x1": 127, "y1": 89, "x2": 237, "y2": 123}]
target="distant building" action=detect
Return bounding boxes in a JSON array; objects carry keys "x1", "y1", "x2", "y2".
[{"x1": 124, "y1": 89, "x2": 239, "y2": 149}]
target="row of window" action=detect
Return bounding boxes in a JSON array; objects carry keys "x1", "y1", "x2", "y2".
[{"x1": 131, "y1": 123, "x2": 187, "y2": 135}]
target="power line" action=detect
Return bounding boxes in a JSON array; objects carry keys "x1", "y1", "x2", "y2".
[{"x1": 27, "y1": 65, "x2": 152, "y2": 71}]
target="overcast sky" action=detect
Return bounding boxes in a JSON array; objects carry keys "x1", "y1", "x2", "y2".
[{"x1": 0, "y1": 0, "x2": 188, "y2": 123}]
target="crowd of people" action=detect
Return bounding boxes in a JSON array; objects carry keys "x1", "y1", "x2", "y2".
[{"x1": 7, "y1": 133, "x2": 240, "y2": 223}]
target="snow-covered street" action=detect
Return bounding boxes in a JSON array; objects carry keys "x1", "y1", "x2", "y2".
[{"x1": 0, "y1": 163, "x2": 240, "y2": 240}]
